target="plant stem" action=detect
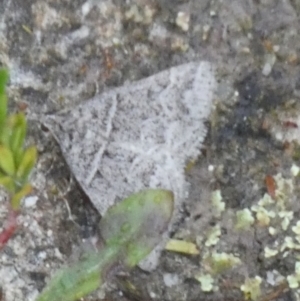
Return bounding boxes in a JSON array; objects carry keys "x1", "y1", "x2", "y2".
[{"x1": 0, "y1": 208, "x2": 19, "y2": 249}]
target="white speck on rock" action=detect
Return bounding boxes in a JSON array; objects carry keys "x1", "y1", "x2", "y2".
[
  {"x1": 38, "y1": 251, "x2": 47, "y2": 260},
  {"x1": 163, "y1": 273, "x2": 180, "y2": 287},
  {"x1": 262, "y1": 54, "x2": 276, "y2": 76},
  {"x1": 149, "y1": 291, "x2": 157, "y2": 298},
  {"x1": 176, "y1": 12, "x2": 190, "y2": 32},
  {"x1": 149, "y1": 23, "x2": 169, "y2": 44},
  {"x1": 82, "y1": 1, "x2": 92, "y2": 17},
  {"x1": 210, "y1": 10, "x2": 217, "y2": 17},
  {"x1": 291, "y1": 164, "x2": 300, "y2": 177},
  {"x1": 23, "y1": 195, "x2": 39, "y2": 208}
]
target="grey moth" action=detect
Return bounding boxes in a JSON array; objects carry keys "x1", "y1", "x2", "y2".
[{"x1": 44, "y1": 61, "x2": 216, "y2": 270}]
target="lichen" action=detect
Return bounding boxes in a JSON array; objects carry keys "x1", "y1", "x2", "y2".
[
  {"x1": 291, "y1": 164, "x2": 300, "y2": 177},
  {"x1": 264, "y1": 246, "x2": 278, "y2": 258},
  {"x1": 240, "y1": 276, "x2": 262, "y2": 301},
  {"x1": 235, "y1": 208, "x2": 255, "y2": 230},
  {"x1": 251, "y1": 205, "x2": 275, "y2": 227},
  {"x1": 211, "y1": 190, "x2": 225, "y2": 217},
  {"x1": 195, "y1": 274, "x2": 214, "y2": 292},
  {"x1": 205, "y1": 225, "x2": 221, "y2": 247},
  {"x1": 204, "y1": 252, "x2": 241, "y2": 274},
  {"x1": 292, "y1": 221, "x2": 300, "y2": 235},
  {"x1": 287, "y1": 262, "x2": 300, "y2": 289}
]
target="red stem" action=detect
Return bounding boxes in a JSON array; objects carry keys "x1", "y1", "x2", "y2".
[{"x1": 0, "y1": 209, "x2": 19, "y2": 250}]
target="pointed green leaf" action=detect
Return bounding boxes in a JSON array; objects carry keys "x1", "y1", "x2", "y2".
[
  {"x1": 0, "y1": 145, "x2": 15, "y2": 175},
  {"x1": 0, "y1": 69, "x2": 8, "y2": 130},
  {"x1": 0, "y1": 123, "x2": 12, "y2": 147},
  {"x1": 0, "y1": 69, "x2": 8, "y2": 95},
  {"x1": 16, "y1": 145, "x2": 37, "y2": 180},
  {"x1": 0, "y1": 94, "x2": 7, "y2": 129},
  {"x1": 14, "y1": 147, "x2": 24, "y2": 168},
  {"x1": 9, "y1": 113, "x2": 27, "y2": 154},
  {"x1": 0, "y1": 175, "x2": 15, "y2": 193}
]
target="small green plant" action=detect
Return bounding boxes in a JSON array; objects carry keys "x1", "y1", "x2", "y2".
[
  {"x1": 37, "y1": 189, "x2": 174, "y2": 301},
  {"x1": 0, "y1": 68, "x2": 37, "y2": 249}
]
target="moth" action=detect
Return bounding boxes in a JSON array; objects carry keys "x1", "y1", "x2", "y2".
[{"x1": 44, "y1": 61, "x2": 216, "y2": 270}]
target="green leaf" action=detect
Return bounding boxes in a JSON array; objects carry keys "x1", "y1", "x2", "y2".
[
  {"x1": 0, "y1": 94, "x2": 7, "y2": 129},
  {"x1": 11, "y1": 183, "x2": 32, "y2": 210},
  {"x1": 0, "y1": 69, "x2": 8, "y2": 95},
  {"x1": 16, "y1": 145, "x2": 37, "y2": 180},
  {"x1": 36, "y1": 248, "x2": 116, "y2": 301},
  {"x1": 9, "y1": 113, "x2": 27, "y2": 154},
  {"x1": 0, "y1": 175, "x2": 15, "y2": 193},
  {"x1": 36, "y1": 189, "x2": 174, "y2": 301},
  {"x1": 0, "y1": 123, "x2": 12, "y2": 147},
  {"x1": 100, "y1": 189, "x2": 174, "y2": 267},
  {"x1": 0, "y1": 69, "x2": 8, "y2": 130},
  {"x1": 0, "y1": 145, "x2": 15, "y2": 176}
]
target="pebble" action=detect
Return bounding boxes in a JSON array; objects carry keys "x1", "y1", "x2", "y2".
[
  {"x1": 176, "y1": 12, "x2": 190, "y2": 32},
  {"x1": 163, "y1": 273, "x2": 180, "y2": 287},
  {"x1": 23, "y1": 195, "x2": 38, "y2": 208}
]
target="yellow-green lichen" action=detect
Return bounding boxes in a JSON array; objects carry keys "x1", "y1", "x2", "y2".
[
  {"x1": 292, "y1": 221, "x2": 300, "y2": 235},
  {"x1": 251, "y1": 205, "x2": 275, "y2": 227},
  {"x1": 291, "y1": 164, "x2": 300, "y2": 177},
  {"x1": 204, "y1": 252, "x2": 241, "y2": 274},
  {"x1": 274, "y1": 173, "x2": 293, "y2": 208},
  {"x1": 235, "y1": 208, "x2": 255, "y2": 230},
  {"x1": 257, "y1": 193, "x2": 274, "y2": 207},
  {"x1": 195, "y1": 274, "x2": 214, "y2": 292},
  {"x1": 205, "y1": 225, "x2": 221, "y2": 247},
  {"x1": 264, "y1": 246, "x2": 279, "y2": 258},
  {"x1": 280, "y1": 236, "x2": 300, "y2": 252},
  {"x1": 211, "y1": 190, "x2": 225, "y2": 217},
  {"x1": 288, "y1": 274, "x2": 299, "y2": 289},
  {"x1": 240, "y1": 276, "x2": 262, "y2": 301},
  {"x1": 278, "y1": 211, "x2": 294, "y2": 231},
  {"x1": 287, "y1": 262, "x2": 300, "y2": 289},
  {"x1": 268, "y1": 226, "x2": 277, "y2": 236}
]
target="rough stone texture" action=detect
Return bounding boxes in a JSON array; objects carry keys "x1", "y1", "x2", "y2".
[{"x1": 1, "y1": 0, "x2": 300, "y2": 300}]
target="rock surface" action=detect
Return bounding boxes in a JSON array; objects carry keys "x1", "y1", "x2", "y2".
[{"x1": 1, "y1": 0, "x2": 300, "y2": 300}]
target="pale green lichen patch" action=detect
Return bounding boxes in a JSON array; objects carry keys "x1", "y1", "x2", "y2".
[
  {"x1": 194, "y1": 168, "x2": 300, "y2": 299},
  {"x1": 251, "y1": 204, "x2": 275, "y2": 227},
  {"x1": 280, "y1": 236, "x2": 300, "y2": 252},
  {"x1": 279, "y1": 211, "x2": 294, "y2": 231},
  {"x1": 257, "y1": 193, "x2": 274, "y2": 207},
  {"x1": 264, "y1": 246, "x2": 279, "y2": 258},
  {"x1": 195, "y1": 274, "x2": 214, "y2": 292},
  {"x1": 240, "y1": 276, "x2": 262, "y2": 301},
  {"x1": 211, "y1": 190, "x2": 225, "y2": 217},
  {"x1": 287, "y1": 274, "x2": 299, "y2": 289},
  {"x1": 291, "y1": 164, "x2": 300, "y2": 177},
  {"x1": 203, "y1": 251, "x2": 241, "y2": 275},
  {"x1": 287, "y1": 262, "x2": 300, "y2": 289},
  {"x1": 273, "y1": 173, "x2": 294, "y2": 208},
  {"x1": 292, "y1": 221, "x2": 300, "y2": 235},
  {"x1": 235, "y1": 208, "x2": 255, "y2": 230},
  {"x1": 268, "y1": 226, "x2": 277, "y2": 236},
  {"x1": 204, "y1": 225, "x2": 221, "y2": 247}
]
